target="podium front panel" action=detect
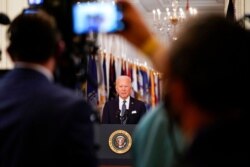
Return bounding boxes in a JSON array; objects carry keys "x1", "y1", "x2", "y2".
[{"x1": 95, "y1": 124, "x2": 136, "y2": 165}]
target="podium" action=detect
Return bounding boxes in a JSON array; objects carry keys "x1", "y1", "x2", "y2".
[{"x1": 95, "y1": 124, "x2": 136, "y2": 166}]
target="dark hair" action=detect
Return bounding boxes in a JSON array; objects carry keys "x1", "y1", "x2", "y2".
[
  {"x1": 7, "y1": 10, "x2": 59, "y2": 63},
  {"x1": 165, "y1": 14, "x2": 250, "y2": 114}
]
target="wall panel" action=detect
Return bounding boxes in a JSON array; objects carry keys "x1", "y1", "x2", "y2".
[{"x1": 0, "y1": 0, "x2": 27, "y2": 69}]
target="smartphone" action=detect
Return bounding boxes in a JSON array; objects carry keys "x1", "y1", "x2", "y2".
[
  {"x1": 72, "y1": 2, "x2": 125, "y2": 34},
  {"x1": 28, "y1": 0, "x2": 44, "y2": 6}
]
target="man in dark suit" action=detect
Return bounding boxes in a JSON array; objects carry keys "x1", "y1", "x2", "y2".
[
  {"x1": 102, "y1": 75, "x2": 146, "y2": 124},
  {"x1": 0, "y1": 10, "x2": 97, "y2": 167}
]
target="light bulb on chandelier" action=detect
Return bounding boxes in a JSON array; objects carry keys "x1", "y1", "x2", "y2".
[{"x1": 152, "y1": 0, "x2": 198, "y2": 41}]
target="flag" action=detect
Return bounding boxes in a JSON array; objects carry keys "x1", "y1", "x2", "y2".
[
  {"x1": 87, "y1": 55, "x2": 98, "y2": 107},
  {"x1": 226, "y1": 0, "x2": 236, "y2": 22},
  {"x1": 115, "y1": 57, "x2": 122, "y2": 77},
  {"x1": 150, "y1": 71, "x2": 156, "y2": 107},
  {"x1": 131, "y1": 63, "x2": 138, "y2": 98},
  {"x1": 108, "y1": 55, "x2": 117, "y2": 100},
  {"x1": 137, "y1": 67, "x2": 144, "y2": 101},
  {"x1": 98, "y1": 51, "x2": 107, "y2": 108},
  {"x1": 102, "y1": 52, "x2": 108, "y2": 100},
  {"x1": 121, "y1": 58, "x2": 127, "y2": 75},
  {"x1": 155, "y1": 73, "x2": 162, "y2": 103},
  {"x1": 141, "y1": 67, "x2": 151, "y2": 110},
  {"x1": 127, "y1": 62, "x2": 132, "y2": 78}
]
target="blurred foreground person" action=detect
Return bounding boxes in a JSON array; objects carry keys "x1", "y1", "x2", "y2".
[
  {"x1": 168, "y1": 15, "x2": 250, "y2": 166},
  {"x1": 0, "y1": 10, "x2": 97, "y2": 167},
  {"x1": 116, "y1": 0, "x2": 250, "y2": 166},
  {"x1": 102, "y1": 75, "x2": 146, "y2": 124}
]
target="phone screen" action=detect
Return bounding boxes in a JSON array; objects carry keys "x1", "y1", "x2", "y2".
[
  {"x1": 72, "y1": 2, "x2": 124, "y2": 34},
  {"x1": 28, "y1": 0, "x2": 44, "y2": 6}
]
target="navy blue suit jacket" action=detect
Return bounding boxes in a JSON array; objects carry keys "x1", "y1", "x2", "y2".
[
  {"x1": 0, "y1": 68, "x2": 97, "y2": 167},
  {"x1": 101, "y1": 97, "x2": 146, "y2": 124}
]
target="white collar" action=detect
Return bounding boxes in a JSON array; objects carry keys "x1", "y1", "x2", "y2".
[
  {"x1": 119, "y1": 96, "x2": 130, "y2": 103},
  {"x1": 119, "y1": 96, "x2": 130, "y2": 110}
]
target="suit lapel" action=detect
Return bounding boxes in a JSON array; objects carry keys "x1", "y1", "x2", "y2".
[
  {"x1": 114, "y1": 98, "x2": 120, "y2": 122},
  {"x1": 129, "y1": 97, "x2": 135, "y2": 112},
  {"x1": 115, "y1": 97, "x2": 120, "y2": 111},
  {"x1": 126, "y1": 97, "x2": 135, "y2": 120}
]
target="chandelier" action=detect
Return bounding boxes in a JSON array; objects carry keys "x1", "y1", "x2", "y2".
[{"x1": 152, "y1": 0, "x2": 198, "y2": 41}]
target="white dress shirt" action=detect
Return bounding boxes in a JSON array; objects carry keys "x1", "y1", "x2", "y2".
[{"x1": 119, "y1": 96, "x2": 130, "y2": 110}]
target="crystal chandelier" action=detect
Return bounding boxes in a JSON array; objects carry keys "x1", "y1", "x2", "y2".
[{"x1": 152, "y1": 0, "x2": 198, "y2": 42}]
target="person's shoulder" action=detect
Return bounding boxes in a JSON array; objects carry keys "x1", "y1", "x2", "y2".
[
  {"x1": 48, "y1": 84, "x2": 82, "y2": 100},
  {"x1": 44, "y1": 83, "x2": 92, "y2": 111},
  {"x1": 49, "y1": 85, "x2": 96, "y2": 119},
  {"x1": 133, "y1": 102, "x2": 169, "y2": 155},
  {"x1": 135, "y1": 102, "x2": 167, "y2": 133}
]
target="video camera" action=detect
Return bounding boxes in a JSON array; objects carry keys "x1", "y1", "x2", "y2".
[
  {"x1": 24, "y1": 0, "x2": 94, "y2": 89},
  {"x1": 25, "y1": 0, "x2": 124, "y2": 89}
]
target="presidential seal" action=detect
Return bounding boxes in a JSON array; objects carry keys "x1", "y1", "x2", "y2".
[{"x1": 108, "y1": 129, "x2": 132, "y2": 154}]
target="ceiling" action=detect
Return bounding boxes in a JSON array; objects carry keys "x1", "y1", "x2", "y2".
[
  {"x1": 132, "y1": 0, "x2": 225, "y2": 15},
  {"x1": 128, "y1": 0, "x2": 226, "y2": 26}
]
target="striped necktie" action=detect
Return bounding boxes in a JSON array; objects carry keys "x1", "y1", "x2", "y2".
[{"x1": 120, "y1": 100, "x2": 127, "y2": 124}]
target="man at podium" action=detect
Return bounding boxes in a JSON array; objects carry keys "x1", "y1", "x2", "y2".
[{"x1": 102, "y1": 75, "x2": 146, "y2": 124}]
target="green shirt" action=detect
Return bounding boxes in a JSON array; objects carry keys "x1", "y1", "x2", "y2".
[{"x1": 133, "y1": 102, "x2": 187, "y2": 167}]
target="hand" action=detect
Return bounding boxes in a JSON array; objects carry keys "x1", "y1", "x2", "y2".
[
  {"x1": 115, "y1": 0, "x2": 168, "y2": 73},
  {"x1": 116, "y1": 0, "x2": 152, "y2": 48}
]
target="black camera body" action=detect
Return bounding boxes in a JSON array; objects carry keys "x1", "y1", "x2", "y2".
[
  {"x1": 25, "y1": 0, "x2": 124, "y2": 89},
  {"x1": 26, "y1": 0, "x2": 103, "y2": 89}
]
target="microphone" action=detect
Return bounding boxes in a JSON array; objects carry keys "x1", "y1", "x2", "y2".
[
  {"x1": 120, "y1": 109, "x2": 129, "y2": 124},
  {"x1": 120, "y1": 109, "x2": 125, "y2": 117},
  {"x1": 0, "y1": 13, "x2": 10, "y2": 25},
  {"x1": 120, "y1": 109, "x2": 129, "y2": 117}
]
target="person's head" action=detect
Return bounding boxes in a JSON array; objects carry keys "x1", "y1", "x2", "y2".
[
  {"x1": 116, "y1": 75, "x2": 132, "y2": 100},
  {"x1": 7, "y1": 10, "x2": 62, "y2": 64},
  {"x1": 164, "y1": 14, "x2": 250, "y2": 136}
]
